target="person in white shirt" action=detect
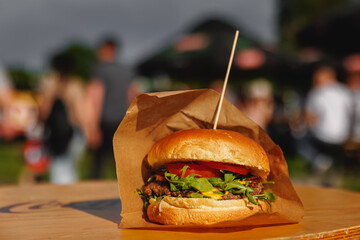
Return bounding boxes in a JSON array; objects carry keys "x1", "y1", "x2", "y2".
[
  {"x1": 305, "y1": 65, "x2": 353, "y2": 186},
  {"x1": 306, "y1": 66, "x2": 353, "y2": 144}
]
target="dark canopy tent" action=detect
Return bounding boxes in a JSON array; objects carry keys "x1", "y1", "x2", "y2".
[
  {"x1": 294, "y1": 7, "x2": 360, "y2": 92},
  {"x1": 297, "y1": 6, "x2": 360, "y2": 58},
  {"x1": 137, "y1": 17, "x2": 297, "y2": 88}
]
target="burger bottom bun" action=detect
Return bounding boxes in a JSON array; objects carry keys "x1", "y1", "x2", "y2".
[{"x1": 147, "y1": 196, "x2": 269, "y2": 225}]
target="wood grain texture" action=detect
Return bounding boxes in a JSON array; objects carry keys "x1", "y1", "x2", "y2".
[{"x1": 0, "y1": 182, "x2": 359, "y2": 239}]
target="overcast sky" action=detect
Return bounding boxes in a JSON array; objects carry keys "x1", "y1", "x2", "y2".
[{"x1": 0, "y1": 0, "x2": 278, "y2": 69}]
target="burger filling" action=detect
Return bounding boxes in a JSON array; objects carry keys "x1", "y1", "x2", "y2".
[{"x1": 138, "y1": 161, "x2": 275, "y2": 209}]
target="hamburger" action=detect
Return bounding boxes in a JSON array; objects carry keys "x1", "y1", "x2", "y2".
[{"x1": 138, "y1": 129, "x2": 275, "y2": 225}]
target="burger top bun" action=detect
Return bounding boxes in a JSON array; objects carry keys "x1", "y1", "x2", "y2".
[{"x1": 147, "y1": 129, "x2": 270, "y2": 180}]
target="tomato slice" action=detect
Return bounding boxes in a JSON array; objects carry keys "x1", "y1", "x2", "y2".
[
  {"x1": 198, "y1": 161, "x2": 250, "y2": 175},
  {"x1": 166, "y1": 163, "x2": 221, "y2": 178}
]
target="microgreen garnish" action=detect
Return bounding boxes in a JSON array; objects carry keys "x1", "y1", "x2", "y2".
[
  {"x1": 164, "y1": 165, "x2": 213, "y2": 192},
  {"x1": 187, "y1": 192, "x2": 210, "y2": 198},
  {"x1": 137, "y1": 188, "x2": 150, "y2": 209},
  {"x1": 138, "y1": 165, "x2": 276, "y2": 209},
  {"x1": 253, "y1": 191, "x2": 276, "y2": 209}
]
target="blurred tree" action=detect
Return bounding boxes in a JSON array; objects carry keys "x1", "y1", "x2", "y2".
[
  {"x1": 50, "y1": 43, "x2": 96, "y2": 81},
  {"x1": 7, "y1": 68, "x2": 39, "y2": 90},
  {"x1": 297, "y1": 6, "x2": 360, "y2": 58},
  {"x1": 279, "y1": 0, "x2": 351, "y2": 52}
]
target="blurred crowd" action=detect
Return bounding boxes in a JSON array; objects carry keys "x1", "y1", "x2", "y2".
[
  {"x1": 0, "y1": 37, "x2": 135, "y2": 184},
  {"x1": 235, "y1": 60, "x2": 360, "y2": 187},
  {"x1": 1, "y1": 29, "x2": 360, "y2": 189}
]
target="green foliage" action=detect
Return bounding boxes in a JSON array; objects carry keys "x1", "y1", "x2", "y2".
[
  {"x1": 0, "y1": 141, "x2": 23, "y2": 184},
  {"x1": 50, "y1": 43, "x2": 96, "y2": 81},
  {"x1": 7, "y1": 68, "x2": 40, "y2": 90},
  {"x1": 279, "y1": 0, "x2": 352, "y2": 51}
]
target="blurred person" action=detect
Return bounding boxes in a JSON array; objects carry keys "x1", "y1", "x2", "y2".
[
  {"x1": 210, "y1": 79, "x2": 236, "y2": 104},
  {"x1": 127, "y1": 77, "x2": 148, "y2": 104},
  {"x1": 39, "y1": 52, "x2": 87, "y2": 184},
  {"x1": 343, "y1": 54, "x2": 360, "y2": 146},
  {"x1": 0, "y1": 65, "x2": 12, "y2": 107},
  {"x1": 347, "y1": 73, "x2": 360, "y2": 143},
  {"x1": 238, "y1": 79, "x2": 274, "y2": 130},
  {"x1": 343, "y1": 72, "x2": 360, "y2": 165},
  {"x1": 236, "y1": 79, "x2": 297, "y2": 156},
  {"x1": 304, "y1": 65, "x2": 353, "y2": 186},
  {"x1": 87, "y1": 37, "x2": 134, "y2": 179},
  {"x1": 0, "y1": 65, "x2": 17, "y2": 140}
]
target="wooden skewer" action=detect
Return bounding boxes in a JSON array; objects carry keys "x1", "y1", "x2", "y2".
[{"x1": 213, "y1": 30, "x2": 239, "y2": 130}]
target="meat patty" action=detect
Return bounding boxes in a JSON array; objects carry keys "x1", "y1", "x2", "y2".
[
  {"x1": 142, "y1": 181, "x2": 195, "y2": 197},
  {"x1": 245, "y1": 176, "x2": 264, "y2": 196},
  {"x1": 221, "y1": 193, "x2": 243, "y2": 200},
  {"x1": 142, "y1": 176, "x2": 264, "y2": 200}
]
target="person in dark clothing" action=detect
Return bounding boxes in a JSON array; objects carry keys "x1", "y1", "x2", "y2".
[
  {"x1": 87, "y1": 37, "x2": 134, "y2": 179},
  {"x1": 40, "y1": 52, "x2": 87, "y2": 184}
]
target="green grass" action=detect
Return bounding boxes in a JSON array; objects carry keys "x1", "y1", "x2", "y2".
[
  {"x1": 78, "y1": 150, "x2": 117, "y2": 180},
  {"x1": 342, "y1": 175, "x2": 360, "y2": 192},
  {"x1": 0, "y1": 141, "x2": 24, "y2": 184},
  {"x1": 286, "y1": 154, "x2": 311, "y2": 179},
  {"x1": 0, "y1": 140, "x2": 117, "y2": 185}
]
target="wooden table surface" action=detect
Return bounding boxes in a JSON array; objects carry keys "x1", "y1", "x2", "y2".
[{"x1": 0, "y1": 181, "x2": 360, "y2": 240}]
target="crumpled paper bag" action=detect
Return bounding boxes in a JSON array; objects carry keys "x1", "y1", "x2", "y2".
[{"x1": 113, "y1": 89, "x2": 304, "y2": 228}]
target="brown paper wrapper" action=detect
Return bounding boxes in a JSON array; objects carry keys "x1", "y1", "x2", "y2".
[{"x1": 113, "y1": 89, "x2": 304, "y2": 229}]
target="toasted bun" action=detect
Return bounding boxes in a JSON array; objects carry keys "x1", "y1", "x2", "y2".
[
  {"x1": 147, "y1": 129, "x2": 270, "y2": 180},
  {"x1": 147, "y1": 196, "x2": 268, "y2": 225}
]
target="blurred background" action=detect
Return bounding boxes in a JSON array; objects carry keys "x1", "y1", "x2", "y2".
[{"x1": 1, "y1": 0, "x2": 360, "y2": 190}]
